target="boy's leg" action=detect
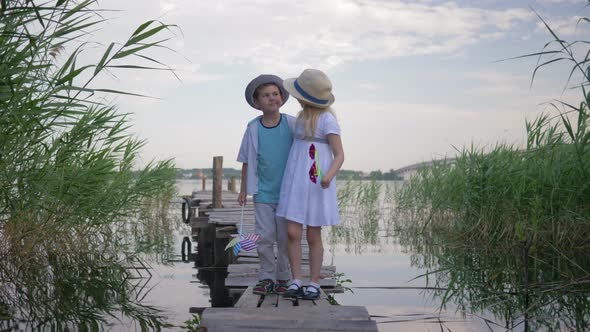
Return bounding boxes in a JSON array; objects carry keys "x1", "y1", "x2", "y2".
[
  {"x1": 306, "y1": 226, "x2": 323, "y2": 284},
  {"x1": 254, "y1": 203, "x2": 276, "y2": 282},
  {"x1": 275, "y1": 213, "x2": 291, "y2": 282}
]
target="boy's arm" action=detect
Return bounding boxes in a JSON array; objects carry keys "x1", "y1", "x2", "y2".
[
  {"x1": 237, "y1": 129, "x2": 249, "y2": 164},
  {"x1": 238, "y1": 163, "x2": 248, "y2": 205},
  {"x1": 237, "y1": 126, "x2": 250, "y2": 205},
  {"x1": 320, "y1": 134, "x2": 344, "y2": 189}
]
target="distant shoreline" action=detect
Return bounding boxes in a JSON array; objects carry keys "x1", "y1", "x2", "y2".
[{"x1": 176, "y1": 168, "x2": 401, "y2": 181}]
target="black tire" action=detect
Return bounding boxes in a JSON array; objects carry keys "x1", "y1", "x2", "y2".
[{"x1": 181, "y1": 197, "x2": 192, "y2": 224}]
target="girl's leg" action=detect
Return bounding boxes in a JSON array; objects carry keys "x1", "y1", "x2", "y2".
[
  {"x1": 286, "y1": 220, "x2": 303, "y2": 281},
  {"x1": 306, "y1": 226, "x2": 323, "y2": 284}
]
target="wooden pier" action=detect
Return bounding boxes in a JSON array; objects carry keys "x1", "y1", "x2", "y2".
[{"x1": 185, "y1": 156, "x2": 377, "y2": 332}]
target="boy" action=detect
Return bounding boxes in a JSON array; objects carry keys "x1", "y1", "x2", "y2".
[{"x1": 237, "y1": 74, "x2": 295, "y2": 295}]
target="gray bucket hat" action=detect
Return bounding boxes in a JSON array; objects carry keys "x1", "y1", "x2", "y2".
[{"x1": 244, "y1": 74, "x2": 289, "y2": 109}]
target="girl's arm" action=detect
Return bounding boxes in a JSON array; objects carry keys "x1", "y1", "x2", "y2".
[{"x1": 321, "y1": 134, "x2": 344, "y2": 189}]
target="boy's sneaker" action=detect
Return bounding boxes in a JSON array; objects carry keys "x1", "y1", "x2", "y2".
[
  {"x1": 274, "y1": 280, "x2": 289, "y2": 295},
  {"x1": 253, "y1": 279, "x2": 275, "y2": 295}
]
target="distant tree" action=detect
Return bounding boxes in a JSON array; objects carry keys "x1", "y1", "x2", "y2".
[
  {"x1": 383, "y1": 169, "x2": 402, "y2": 180},
  {"x1": 339, "y1": 169, "x2": 363, "y2": 180},
  {"x1": 369, "y1": 170, "x2": 383, "y2": 180}
]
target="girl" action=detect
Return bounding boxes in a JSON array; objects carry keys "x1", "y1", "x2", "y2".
[{"x1": 277, "y1": 69, "x2": 344, "y2": 300}]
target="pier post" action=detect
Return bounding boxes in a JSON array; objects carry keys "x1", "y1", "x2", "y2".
[
  {"x1": 228, "y1": 176, "x2": 237, "y2": 193},
  {"x1": 202, "y1": 177, "x2": 206, "y2": 191},
  {"x1": 212, "y1": 156, "x2": 223, "y2": 208}
]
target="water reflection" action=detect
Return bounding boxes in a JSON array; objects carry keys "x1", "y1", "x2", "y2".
[
  {"x1": 181, "y1": 236, "x2": 192, "y2": 263},
  {"x1": 331, "y1": 180, "x2": 396, "y2": 254},
  {"x1": 330, "y1": 180, "x2": 590, "y2": 330},
  {"x1": 190, "y1": 219, "x2": 233, "y2": 308},
  {"x1": 0, "y1": 244, "x2": 169, "y2": 330},
  {"x1": 401, "y1": 239, "x2": 590, "y2": 331},
  {"x1": 0, "y1": 194, "x2": 180, "y2": 331}
]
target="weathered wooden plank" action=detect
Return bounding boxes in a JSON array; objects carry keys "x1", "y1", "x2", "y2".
[
  {"x1": 275, "y1": 288, "x2": 331, "y2": 308},
  {"x1": 188, "y1": 307, "x2": 206, "y2": 314},
  {"x1": 209, "y1": 210, "x2": 255, "y2": 215},
  {"x1": 309, "y1": 290, "x2": 332, "y2": 306},
  {"x1": 215, "y1": 225, "x2": 238, "y2": 238},
  {"x1": 201, "y1": 305, "x2": 371, "y2": 320},
  {"x1": 200, "y1": 306, "x2": 377, "y2": 332},
  {"x1": 276, "y1": 295, "x2": 298, "y2": 307},
  {"x1": 234, "y1": 257, "x2": 311, "y2": 265},
  {"x1": 228, "y1": 263, "x2": 336, "y2": 274},
  {"x1": 209, "y1": 217, "x2": 256, "y2": 222},
  {"x1": 190, "y1": 220, "x2": 211, "y2": 229},
  {"x1": 236, "y1": 257, "x2": 262, "y2": 264},
  {"x1": 233, "y1": 258, "x2": 311, "y2": 265},
  {"x1": 198, "y1": 318, "x2": 378, "y2": 332},
  {"x1": 226, "y1": 277, "x2": 336, "y2": 288},
  {"x1": 211, "y1": 220, "x2": 252, "y2": 226},
  {"x1": 237, "y1": 245, "x2": 311, "y2": 258},
  {"x1": 258, "y1": 294, "x2": 278, "y2": 308},
  {"x1": 234, "y1": 286, "x2": 262, "y2": 308},
  {"x1": 323, "y1": 285, "x2": 344, "y2": 294},
  {"x1": 228, "y1": 270, "x2": 335, "y2": 279},
  {"x1": 233, "y1": 290, "x2": 333, "y2": 308},
  {"x1": 208, "y1": 209, "x2": 255, "y2": 214}
]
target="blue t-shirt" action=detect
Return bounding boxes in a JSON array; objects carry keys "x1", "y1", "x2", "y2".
[{"x1": 255, "y1": 114, "x2": 293, "y2": 203}]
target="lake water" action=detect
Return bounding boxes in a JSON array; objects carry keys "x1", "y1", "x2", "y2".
[{"x1": 47, "y1": 179, "x2": 588, "y2": 331}]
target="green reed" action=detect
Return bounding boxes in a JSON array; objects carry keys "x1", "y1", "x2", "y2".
[
  {"x1": 394, "y1": 11, "x2": 590, "y2": 250},
  {"x1": 331, "y1": 180, "x2": 388, "y2": 252},
  {"x1": 399, "y1": 235, "x2": 590, "y2": 331},
  {"x1": 1, "y1": 0, "x2": 179, "y2": 329},
  {"x1": 392, "y1": 10, "x2": 590, "y2": 326}
]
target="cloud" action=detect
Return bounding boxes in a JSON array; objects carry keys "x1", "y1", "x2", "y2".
[
  {"x1": 96, "y1": 0, "x2": 534, "y2": 73},
  {"x1": 536, "y1": 0, "x2": 582, "y2": 3},
  {"x1": 535, "y1": 15, "x2": 590, "y2": 37},
  {"x1": 463, "y1": 71, "x2": 532, "y2": 96},
  {"x1": 72, "y1": 0, "x2": 570, "y2": 172}
]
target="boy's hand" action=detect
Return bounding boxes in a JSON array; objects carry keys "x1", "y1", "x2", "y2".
[{"x1": 238, "y1": 192, "x2": 247, "y2": 205}]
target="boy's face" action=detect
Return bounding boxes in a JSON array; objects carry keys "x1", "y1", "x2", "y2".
[{"x1": 254, "y1": 85, "x2": 283, "y2": 115}]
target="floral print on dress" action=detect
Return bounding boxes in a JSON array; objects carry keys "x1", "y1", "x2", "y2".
[{"x1": 308, "y1": 144, "x2": 322, "y2": 184}]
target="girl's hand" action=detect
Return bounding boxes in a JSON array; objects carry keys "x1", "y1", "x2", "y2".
[
  {"x1": 238, "y1": 192, "x2": 247, "y2": 205},
  {"x1": 320, "y1": 176, "x2": 332, "y2": 189}
]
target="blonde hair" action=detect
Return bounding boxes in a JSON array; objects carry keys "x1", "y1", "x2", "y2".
[{"x1": 297, "y1": 104, "x2": 337, "y2": 140}]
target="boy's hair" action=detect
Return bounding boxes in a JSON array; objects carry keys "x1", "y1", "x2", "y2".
[{"x1": 253, "y1": 83, "x2": 284, "y2": 100}]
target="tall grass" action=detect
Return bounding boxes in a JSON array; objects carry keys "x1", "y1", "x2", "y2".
[
  {"x1": 402, "y1": 239, "x2": 590, "y2": 331},
  {"x1": 332, "y1": 180, "x2": 393, "y2": 252},
  {"x1": 1, "y1": 0, "x2": 179, "y2": 329},
  {"x1": 394, "y1": 12, "x2": 590, "y2": 250}
]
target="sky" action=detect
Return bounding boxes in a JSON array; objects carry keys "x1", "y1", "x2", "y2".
[{"x1": 84, "y1": 0, "x2": 589, "y2": 172}]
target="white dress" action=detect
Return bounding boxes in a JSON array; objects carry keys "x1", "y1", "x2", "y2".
[{"x1": 277, "y1": 112, "x2": 340, "y2": 227}]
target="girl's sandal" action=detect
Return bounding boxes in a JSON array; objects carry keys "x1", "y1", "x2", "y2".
[
  {"x1": 302, "y1": 285, "x2": 321, "y2": 300},
  {"x1": 283, "y1": 284, "x2": 304, "y2": 298}
]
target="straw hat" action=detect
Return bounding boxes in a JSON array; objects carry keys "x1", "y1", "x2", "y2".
[
  {"x1": 283, "y1": 69, "x2": 335, "y2": 108},
  {"x1": 244, "y1": 74, "x2": 289, "y2": 109}
]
